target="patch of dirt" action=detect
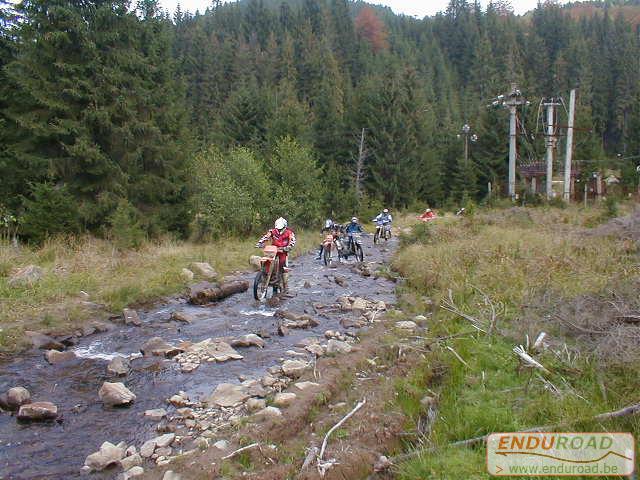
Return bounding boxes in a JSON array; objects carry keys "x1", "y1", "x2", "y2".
[
  {"x1": 152, "y1": 320, "x2": 414, "y2": 480},
  {"x1": 520, "y1": 278, "x2": 640, "y2": 366},
  {"x1": 589, "y1": 206, "x2": 640, "y2": 246}
]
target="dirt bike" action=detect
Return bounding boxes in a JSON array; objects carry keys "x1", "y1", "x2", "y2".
[
  {"x1": 253, "y1": 245, "x2": 286, "y2": 300},
  {"x1": 340, "y1": 232, "x2": 364, "y2": 262},
  {"x1": 373, "y1": 222, "x2": 392, "y2": 244}
]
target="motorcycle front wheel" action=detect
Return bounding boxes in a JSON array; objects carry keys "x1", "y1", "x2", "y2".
[
  {"x1": 355, "y1": 244, "x2": 364, "y2": 262},
  {"x1": 374, "y1": 228, "x2": 380, "y2": 244}
]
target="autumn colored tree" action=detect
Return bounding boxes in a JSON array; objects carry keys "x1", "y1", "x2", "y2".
[{"x1": 354, "y1": 7, "x2": 388, "y2": 53}]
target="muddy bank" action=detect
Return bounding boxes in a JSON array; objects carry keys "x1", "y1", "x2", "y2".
[{"x1": 0, "y1": 239, "x2": 398, "y2": 479}]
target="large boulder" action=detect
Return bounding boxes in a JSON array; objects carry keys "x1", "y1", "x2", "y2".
[
  {"x1": 162, "y1": 472, "x2": 182, "y2": 480},
  {"x1": 8, "y1": 265, "x2": 44, "y2": 287},
  {"x1": 107, "y1": 357, "x2": 130, "y2": 377},
  {"x1": 118, "y1": 466, "x2": 144, "y2": 480},
  {"x1": 187, "y1": 339, "x2": 243, "y2": 362},
  {"x1": 281, "y1": 360, "x2": 309, "y2": 378},
  {"x1": 44, "y1": 349, "x2": 77, "y2": 365},
  {"x1": 190, "y1": 262, "x2": 218, "y2": 279},
  {"x1": 0, "y1": 387, "x2": 31, "y2": 411},
  {"x1": 84, "y1": 441, "x2": 125, "y2": 471},
  {"x1": 253, "y1": 406, "x2": 282, "y2": 421},
  {"x1": 25, "y1": 331, "x2": 64, "y2": 351},
  {"x1": 122, "y1": 309, "x2": 141, "y2": 326},
  {"x1": 119, "y1": 453, "x2": 142, "y2": 471},
  {"x1": 207, "y1": 383, "x2": 249, "y2": 407},
  {"x1": 17, "y1": 402, "x2": 58, "y2": 421},
  {"x1": 140, "y1": 337, "x2": 183, "y2": 358},
  {"x1": 180, "y1": 268, "x2": 194, "y2": 281},
  {"x1": 99, "y1": 382, "x2": 136, "y2": 407},
  {"x1": 230, "y1": 334, "x2": 265, "y2": 349}
]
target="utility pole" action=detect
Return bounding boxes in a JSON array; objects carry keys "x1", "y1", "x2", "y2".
[
  {"x1": 563, "y1": 89, "x2": 576, "y2": 202},
  {"x1": 543, "y1": 97, "x2": 561, "y2": 199},
  {"x1": 355, "y1": 128, "x2": 366, "y2": 200},
  {"x1": 458, "y1": 123, "x2": 477, "y2": 166},
  {"x1": 503, "y1": 83, "x2": 527, "y2": 200}
]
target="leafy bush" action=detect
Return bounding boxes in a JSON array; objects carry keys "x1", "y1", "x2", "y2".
[
  {"x1": 20, "y1": 183, "x2": 80, "y2": 244},
  {"x1": 400, "y1": 221, "x2": 432, "y2": 247},
  {"x1": 108, "y1": 199, "x2": 146, "y2": 250},
  {"x1": 603, "y1": 196, "x2": 619, "y2": 218},
  {"x1": 268, "y1": 136, "x2": 325, "y2": 227},
  {"x1": 191, "y1": 147, "x2": 273, "y2": 239}
]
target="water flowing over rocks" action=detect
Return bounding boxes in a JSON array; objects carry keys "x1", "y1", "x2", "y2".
[
  {"x1": 99, "y1": 382, "x2": 136, "y2": 407},
  {"x1": 25, "y1": 331, "x2": 65, "y2": 350}
]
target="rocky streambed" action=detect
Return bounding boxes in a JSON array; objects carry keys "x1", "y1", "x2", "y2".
[{"x1": 0, "y1": 239, "x2": 398, "y2": 479}]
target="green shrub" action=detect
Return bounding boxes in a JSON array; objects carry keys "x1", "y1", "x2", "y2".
[
  {"x1": 108, "y1": 199, "x2": 146, "y2": 250},
  {"x1": 603, "y1": 196, "x2": 619, "y2": 218},
  {"x1": 20, "y1": 183, "x2": 80, "y2": 244}
]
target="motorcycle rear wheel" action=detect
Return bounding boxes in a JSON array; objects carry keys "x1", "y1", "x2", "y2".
[
  {"x1": 323, "y1": 246, "x2": 332, "y2": 266},
  {"x1": 355, "y1": 244, "x2": 364, "y2": 262}
]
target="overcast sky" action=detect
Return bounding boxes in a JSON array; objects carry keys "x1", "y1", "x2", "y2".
[{"x1": 159, "y1": 0, "x2": 567, "y2": 17}]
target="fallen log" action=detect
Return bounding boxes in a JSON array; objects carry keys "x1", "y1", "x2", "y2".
[{"x1": 189, "y1": 280, "x2": 249, "y2": 305}]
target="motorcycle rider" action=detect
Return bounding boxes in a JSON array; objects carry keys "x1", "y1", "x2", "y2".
[
  {"x1": 317, "y1": 218, "x2": 334, "y2": 260},
  {"x1": 256, "y1": 217, "x2": 296, "y2": 289},
  {"x1": 373, "y1": 208, "x2": 393, "y2": 225},
  {"x1": 345, "y1": 217, "x2": 363, "y2": 251}
]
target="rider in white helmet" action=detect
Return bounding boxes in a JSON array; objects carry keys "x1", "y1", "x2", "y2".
[{"x1": 256, "y1": 217, "x2": 296, "y2": 289}]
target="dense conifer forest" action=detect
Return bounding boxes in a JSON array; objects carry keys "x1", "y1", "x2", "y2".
[{"x1": 1, "y1": 0, "x2": 639, "y2": 241}]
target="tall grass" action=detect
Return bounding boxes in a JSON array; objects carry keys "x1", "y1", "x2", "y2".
[
  {"x1": 392, "y1": 204, "x2": 640, "y2": 479},
  {"x1": 0, "y1": 231, "x2": 317, "y2": 352}
]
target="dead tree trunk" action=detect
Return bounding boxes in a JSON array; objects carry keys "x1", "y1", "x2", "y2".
[{"x1": 189, "y1": 280, "x2": 249, "y2": 305}]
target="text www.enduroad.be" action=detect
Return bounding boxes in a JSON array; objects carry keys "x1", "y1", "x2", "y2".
[{"x1": 507, "y1": 464, "x2": 622, "y2": 474}]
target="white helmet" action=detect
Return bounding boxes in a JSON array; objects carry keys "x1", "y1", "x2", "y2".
[
  {"x1": 275, "y1": 217, "x2": 287, "y2": 231},
  {"x1": 426, "y1": 208, "x2": 432, "y2": 213},
  {"x1": 351, "y1": 217, "x2": 358, "y2": 223},
  {"x1": 324, "y1": 219, "x2": 333, "y2": 229},
  {"x1": 383, "y1": 208, "x2": 389, "y2": 214}
]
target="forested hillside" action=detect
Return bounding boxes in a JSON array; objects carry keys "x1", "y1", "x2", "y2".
[{"x1": 1, "y1": 0, "x2": 639, "y2": 242}]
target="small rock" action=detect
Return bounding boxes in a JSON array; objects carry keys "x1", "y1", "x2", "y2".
[
  {"x1": 170, "y1": 311, "x2": 194, "y2": 324},
  {"x1": 305, "y1": 344, "x2": 325, "y2": 356},
  {"x1": 281, "y1": 360, "x2": 309, "y2": 378},
  {"x1": 395, "y1": 321, "x2": 417, "y2": 331},
  {"x1": 207, "y1": 383, "x2": 249, "y2": 407},
  {"x1": 140, "y1": 439, "x2": 157, "y2": 458},
  {"x1": 17, "y1": 401, "x2": 58, "y2": 421},
  {"x1": 118, "y1": 465, "x2": 144, "y2": 480},
  {"x1": 44, "y1": 349, "x2": 77, "y2": 365},
  {"x1": 99, "y1": 382, "x2": 136, "y2": 407},
  {"x1": 190, "y1": 262, "x2": 217, "y2": 279},
  {"x1": 420, "y1": 395, "x2": 436, "y2": 409},
  {"x1": 253, "y1": 406, "x2": 282, "y2": 420},
  {"x1": 155, "y1": 446, "x2": 172, "y2": 457},
  {"x1": 340, "y1": 317, "x2": 368, "y2": 329},
  {"x1": 326, "y1": 339, "x2": 352, "y2": 355},
  {"x1": 374, "y1": 455, "x2": 392, "y2": 472},
  {"x1": 122, "y1": 308, "x2": 141, "y2": 326},
  {"x1": 180, "y1": 268, "x2": 194, "y2": 281},
  {"x1": 351, "y1": 297, "x2": 368, "y2": 311},
  {"x1": 277, "y1": 324, "x2": 289, "y2": 336},
  {"x1": 230, "y1": 334, "x2": 265, "y2": 349},
  {"x1": 107, "y1": 356, "x2": 130, "y2": 377},
  {"x1": 141, "y1": 337, "x2": 183, "y2": 358},
  {"x1": 294, "y1": 381, "x2": 320, "y2": 391},
  {"x1": 144, "y1": 408, "x2": 167, "y2": 421},
  {"x1": 273, "y1": 392, "x2": 297, "y2": 407},
  {"x1": 245, "y1": 398, "x2": 266, "y2": 412},
  {"x1": 168, "y1": 394, "x2": 189, "y2": 407},
  {"x1": 25, "y1": 331, "x2": 64, "y2": 351},
  {"x1": 261, "y1": 375, "x2": 277, "y2": 387},
  {"x1": 334, "y1": 275, "x2": 347, "y2": 287},
  {"x1": 213, "y1": 439, "x2": 229, "y2": 451},
  {"x1": 125, "y1": 446, "x2": 138, "y2": 457},
  {"x1": 119, "y1": 453, "x2": 142, "y2": 470},
  {"x1": 180, "y1": 363, "x2": 199, "y2": 373},
  {"x1": 256, "y1": 329, "x2": 271, "y2": 339},
  {"x1": 84, "y1": 441, "x2": 125, "y2": 471},
  {"x1": 414, "y1": 314, "x2": 428, "y2": 323},
  {"x1": 8, "y1": 265, "x2": 44, "y2": 287},
  {"x1": 303, "y1": 281, "x2": 311, "y2": 289},
  {"x1": 184, "y1": 419, "x2": 196, "y2": 428},
  {"x1": 176, "y1": 407, "x2": 194, "y2": 419},
  {"x1": 162, "y1": 471, "x2": 182, "y2": 480},
  {"x1": 1, "y1": 387, "x2": 31, "y2": 410},
  {"x1": 195, "y1": 437, "x2": 209, "y2": 450}
]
